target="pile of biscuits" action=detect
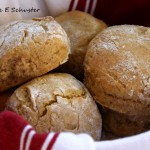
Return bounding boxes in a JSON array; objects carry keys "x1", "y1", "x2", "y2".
[{"x1": 1, "y1": 10, "x2": 150, "y2": 140}]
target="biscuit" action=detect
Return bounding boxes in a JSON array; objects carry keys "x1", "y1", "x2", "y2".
[
  {"x1": 0, "y1": 16, "x2": 70, "y2": 92},
  {"x1": 84, "y1": 25, "x2": 150, "y2": 115},
  {"x1": 56, "y1": 11, "x2": 107, "y2": 77},
  {"x1": 102, "y1": 107, "x2": 150, "y2": 136},
  {"x1": 7, "y1": 73, "x2": 102, "y2": 140}
]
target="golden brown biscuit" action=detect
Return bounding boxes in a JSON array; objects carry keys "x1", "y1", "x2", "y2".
[
  {"x1": 84, "y1": 25, "x2": 150, "y2": 115},
  {"x1": 102, "y1": 107, "x2": 150, "y2": 137},
  {"x1": 56, "y1": 11, "x2": 107, "y2": 77},
  {"x1": 6, "y1": 73, "x2": 102, "y2": 140},
  {"x1": 0, "y1": 16, "x2": 70, "y2": 92}
]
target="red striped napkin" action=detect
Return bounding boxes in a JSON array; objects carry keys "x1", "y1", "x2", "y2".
[
  {"x1": 0, "y1": 0, "x2": 150, "y2": 26},
  {"x1": 0, "y1": 110, "x2": 95, "y2": 150},
  {"x1": 1, "y1": 110, "x2": 150, "y2": 150}
]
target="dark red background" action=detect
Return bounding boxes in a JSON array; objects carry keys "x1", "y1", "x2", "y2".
[{"x1": 74, "y1": 0, "x2": 150, "y2": 27}]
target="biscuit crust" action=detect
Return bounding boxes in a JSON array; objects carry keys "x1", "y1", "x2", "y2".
[
  {"x1": 84, "y1": 25, "x2": 150, "y2": 115},
  {"x1": 7, "y1": 73, "x2": 102, "y2": 140},
  {"x1": 0, "y1": 17, "x2": 70, "y2": 91}
]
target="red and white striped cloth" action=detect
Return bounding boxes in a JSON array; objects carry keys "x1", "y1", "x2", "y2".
[
  {"x1": 0, "y1": 0, "x2": 150, "y2": 26},
  {"x1": 0, "y1": 111, "x2": 95, "y2": 150},
  {"x1": 0, "y1": 110, "x2": 150, "y2": 150},
  {"x1": 0, "y1": 0, "x2": 150, "y2": 150}
]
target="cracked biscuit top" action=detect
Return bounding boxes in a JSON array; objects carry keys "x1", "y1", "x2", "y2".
[
  {"x1": 84, "y1": 25, "x2": 150, "y2": 115},
  {"x1": 6, "y1": 73, "x2": 102, "y2": 140},
  {"x1": 0, "y1": 16, "x2": 70, "y2": 92}
]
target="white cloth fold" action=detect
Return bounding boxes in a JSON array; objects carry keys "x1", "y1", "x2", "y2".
[
  {"x1": 0, "y1": 0, "x2": 70, "y2": 25},
  {"x1": 95, "y1": 131, "x2": 150, "y2": 150},
  {"x1": 52, "y1": 131, "x2": 150, "y2": 150}
]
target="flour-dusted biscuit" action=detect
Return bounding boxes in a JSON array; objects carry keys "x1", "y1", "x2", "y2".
[
  {"x1": 84, "y1": 25, "x2": 150, "y2": 136},
  {"x1": 85, "y1": 25, "x2": 150, "y2": 115},
  {"x1": 7, "y1": 73, "x2": 102, "y2": 140},
  {"x1": 0, "y1": 17, "x2": 70, "y2": 92},
  {"x1": 56, "y1": 11, "x2": 107, "y2": 77}
]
